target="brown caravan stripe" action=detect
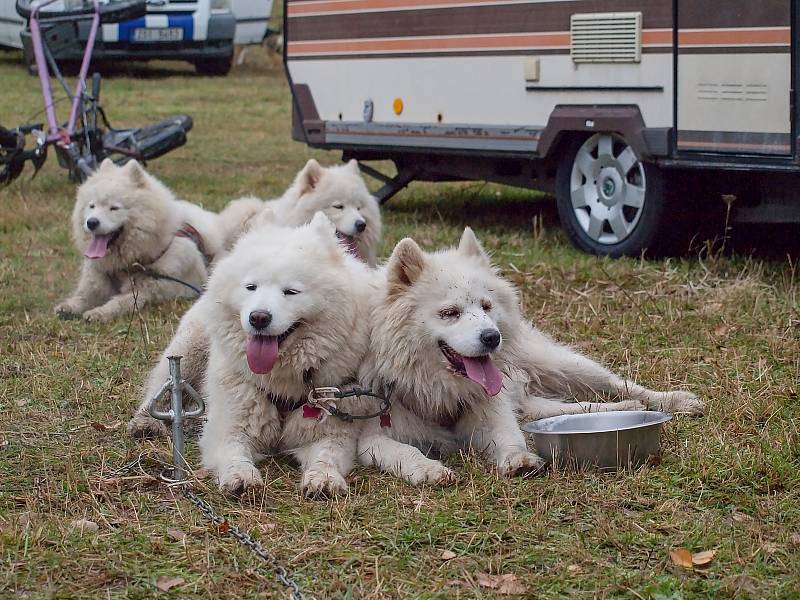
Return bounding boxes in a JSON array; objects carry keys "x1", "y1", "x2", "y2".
[
  {"x1": 679, "y1": 28, "x2": 790, "y2": 47},
  {"x1": 288, "y1": 0, "x2": 554, "y2": 15},
  {"x1": 287, "y1": 28, "x2": 789, "y2": 57},
  {"x1": 287, "y1": 0, "x2": 672, "y2": 41},
  {"x1": 289, "y1": 32, "x2": 571, "y2": 54},
  {"x1": 289, "y1": 0, "x2": 789, "y2": 30},
  {"x1": 678, "y1": 0, "x2": 789, "y2": 30}
]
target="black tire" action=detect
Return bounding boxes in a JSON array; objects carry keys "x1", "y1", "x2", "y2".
[
  {"x1": 103, "y1": 115, "x2": 193, "y2": 165},
  {"x1": 194, "y1": 55, "x2": 233, "y2": 76},
  {"x1": 555, "y1": 133, "x2": 682, "y2": 257}
]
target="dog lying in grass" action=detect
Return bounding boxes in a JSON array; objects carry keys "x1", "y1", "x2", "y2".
[
  {"x1": 219, "y1": 159, "x2": 381, "y2": 265},
  {"x1": 133, "y1": 214, "x2": 378, "y2": 496},
  {"x1": 355, "y1": 228, "x2": 705, "y2": 485},
  {"x1": 55, "y1": 160, "x2": 223, "y2": 322}
]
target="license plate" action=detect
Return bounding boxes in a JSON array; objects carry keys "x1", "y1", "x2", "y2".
[{"x1": 132, "y1": 27, "x2": 184, "y2": 42}]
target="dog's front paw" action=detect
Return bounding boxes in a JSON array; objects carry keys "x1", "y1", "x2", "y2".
[
  {"x1": 650, "y1": 391, "x2": 705, "y2": 416},
  {"x1": 301, "y1": 469, "x2": 348, "y2": 498},
  {"x1": 127, "y1": 412, "x2": 167, "y2": 439},
  {"x1": 406, "y1": 459, "x2": 456, "y2": 486},
  {"x1": 498, "y1": 450, "x2": 545, "y2": 478},
  {"x1": 54, "y1": 301, "x2": 82, "y2": 320},
  {"x1": 218, "y1": 462, "x2": 263, "y2": 495},
  {"x1": 83, "y1": 307, "x2": 114, "y2": 322}
]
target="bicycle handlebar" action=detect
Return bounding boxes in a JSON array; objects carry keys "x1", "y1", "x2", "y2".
[{"x1": 16, "y1": 0, "x2": 147, "y2": 24}]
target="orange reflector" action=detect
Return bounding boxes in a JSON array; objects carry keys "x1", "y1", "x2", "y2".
[{"x1": 393, "y1": 98, "x2": 404, "y2": 115}]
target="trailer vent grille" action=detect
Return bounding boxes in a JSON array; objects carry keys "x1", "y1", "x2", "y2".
[{"x1": 570, "y1": 12, "x2": 642, "y2": 63}]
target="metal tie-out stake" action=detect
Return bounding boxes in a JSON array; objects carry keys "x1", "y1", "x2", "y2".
[{"x1": 146, "y1": 356, "x2": 204, "y2": 482}]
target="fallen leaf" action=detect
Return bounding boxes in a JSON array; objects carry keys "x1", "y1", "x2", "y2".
[
  {"x1": 476, "y1": 573, "x2": 527, "y2": 595},
  {"x1": 90, "y1": 420, "x2": 122, "y2": 432},
  {"x1": 566, "y1": 564, "x2": 581, "y2": 574},
  {"x1": 713, "y1": 324, "x2": 731, "y2": 337},
  {"x1": 212, "y1": 520, "x2": 230, "y2": 535},
  {"x1": 15, "y1": 399, "x2": 27, "y2": 407},
  {"x1": 670, "y1": 548, "x2": 694, "y2": 569},
  {"x1": 790, "y1": 533, "x2": 800, "y2": 547},
  {"x1": 71, "y1": 518, "x2": 99, "y2": 533},
  {"x1": 440, "y1": 550, "x2": 457, "y2": 561},
  {"x1": 167, "y1": 528, "x2": 186, "y2": 541},
  {"x1": 692, "y1": 549, "x2": 717, "y2": 566},
  {"x1": 155, "y1": 576, "x2": 184, "y2": 592},
  {"x1": 732, "y1": 511, "x2": 752, "y2": 522}
]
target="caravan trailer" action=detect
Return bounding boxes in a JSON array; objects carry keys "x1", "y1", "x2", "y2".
[{"x1": 284, "y1": 0, "x2": 800, "y2": 256}]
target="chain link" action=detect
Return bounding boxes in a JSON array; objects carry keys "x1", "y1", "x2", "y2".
[{"x1": 183, "y1": 488, "x2": 306, "y2": 600}]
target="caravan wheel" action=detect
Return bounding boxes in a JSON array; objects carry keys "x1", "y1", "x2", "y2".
[{"x1": 555, "y1": 133, "x2": 672, "y2": 257}]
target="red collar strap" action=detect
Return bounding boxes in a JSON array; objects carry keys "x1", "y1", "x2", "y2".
[{"x1": 175, "y1": 223, "x2": 213, "y2": 265}]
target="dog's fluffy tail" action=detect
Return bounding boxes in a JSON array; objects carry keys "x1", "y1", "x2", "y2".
[{"x1": 219, "y1": 196, "x2": 265, "y2": 250}]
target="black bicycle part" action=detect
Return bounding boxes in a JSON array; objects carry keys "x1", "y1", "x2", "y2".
[
  {"x1": 103, "y1": 115, "x2": 193, "y2": 165},
  {"x1": 1, "y1": 125, "x2": 47, "y2": 185}
]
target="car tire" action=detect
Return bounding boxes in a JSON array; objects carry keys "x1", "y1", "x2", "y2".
[
  {"x1": 555, "y1": 132, "x2": 682, "y2": 257},
  {"x1": 194, "y1": 55, "x2": 233, "y2": 76}
]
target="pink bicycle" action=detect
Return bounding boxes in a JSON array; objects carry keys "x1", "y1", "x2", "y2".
[{"x1": 1, "y1": 0, "x2": 192, "y2": 184}]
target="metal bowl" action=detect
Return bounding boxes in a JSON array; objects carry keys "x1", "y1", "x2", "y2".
[{"x1": 521, "y1": 411, "x2": 672, "y2": 471}]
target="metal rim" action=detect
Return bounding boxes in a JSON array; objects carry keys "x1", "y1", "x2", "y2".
[
  {"x1": 569, "y1": 133, "x2": 646, "y2": 245},
  {"x1": 522, "y1": 411, "x2": 672, "y2": 435}
]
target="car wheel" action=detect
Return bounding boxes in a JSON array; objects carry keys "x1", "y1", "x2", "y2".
[
  {"x1": 194, "y1": 56, "x2": 233, "y2": 76},
  {"x1": 556, "y1": 132, "x2": 676, "y2": 257}
]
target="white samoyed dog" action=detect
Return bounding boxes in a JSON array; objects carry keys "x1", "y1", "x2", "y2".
[
  {"x1": 55, "y1": 160, "x2": 223, "y2": 322},
  {"x1": 355, "y1": 229, "x2": 705, "y2": 485},
  {"x1": 132, "y1": 214, "x2": 381, "y2": 497},
  {"x1": 219, "y1": 159, "x2": 381, "y2": 265}
]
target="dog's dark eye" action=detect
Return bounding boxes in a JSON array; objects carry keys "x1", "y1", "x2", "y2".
[
  {"x1": 481, "y1": 299, "x2": 492, "y2": 312},
  {"x1": 439, "y1": 307, "x2": 461, "y2": 320},
  {"x1": 89, "y1": 204, "x2": 95, "y2": 209},
  {"x1": 284, "y1": 288, "x2": 300, "y2": 296},
  {"x1": 332, "y1": 204, "x2": 344, "y2": 210},
  {"x1": 245, "y1": 284, "x2": 257, "y2": 291},
  {"x1": 110, "y1": 206, "x2": 119, "y2": 211}
]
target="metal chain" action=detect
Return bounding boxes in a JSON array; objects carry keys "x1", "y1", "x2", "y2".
[{"x1": 183, "y1": 488, "x2": 306, "y2": 600}]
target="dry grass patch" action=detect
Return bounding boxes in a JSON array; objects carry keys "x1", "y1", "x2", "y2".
[{"x1": 1, "y1": 49, "x2": 799, "y2": 598}]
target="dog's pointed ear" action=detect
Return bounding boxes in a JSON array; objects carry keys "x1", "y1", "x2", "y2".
[
  {"x1": 345, "y1": 158, "x2": 360, "y2": 174},
  {"x1": 458, "y1": 227, "x2": 490, "y2": 265},
  {"x1": 388, "y1": 238, "x2": 426, "y2": 296},
  {"x1": 98, "y1": 158, "x2": 116, "y2": 173},
  {"x1": 297, "y1": 159, "x2": 323, "y2": 196},
  {"x1": 121, "y1": 160, "x2": 147, "y2": 188}
]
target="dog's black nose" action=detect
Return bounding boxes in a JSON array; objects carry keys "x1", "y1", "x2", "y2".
[
  {"x1": 249, "y1": 310, "x2": 272, "y2": 330},
  {"x1": 86, "y1": 217, "x2": 99, "y2": 231},
  {"x1": 355, "y1": 219, "x2": 367, "y2": 233},
  {"x1": 480, "y1": 328, "x2": 501, "y2": 350}
]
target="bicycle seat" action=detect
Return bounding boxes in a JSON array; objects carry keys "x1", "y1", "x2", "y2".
[{"x1": 16, "y1": 0, "x2": 146, "y2": 24}]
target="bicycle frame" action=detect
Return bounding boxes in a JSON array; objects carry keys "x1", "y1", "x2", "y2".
[{"x1": 28, "y1": 0, "x2": 100, "y2": 146}]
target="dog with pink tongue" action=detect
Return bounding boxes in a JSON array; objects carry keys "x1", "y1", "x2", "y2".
[
  {"x1": 55, "y1": 159, "x2": 223, "y2": 322},
  {"x1": 355, "y1": 228, "x2": 704, "y2": 485},
  {"x1": 196, "y1": 213, "x2": 379, "y2": 497}
]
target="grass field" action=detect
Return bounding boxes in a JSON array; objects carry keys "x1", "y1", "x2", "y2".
[{"x1": 1, "y1": 48, "x2": 799, "y2": 599}]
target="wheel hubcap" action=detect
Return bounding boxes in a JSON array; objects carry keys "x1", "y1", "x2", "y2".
[{"x1": 569, "y1": 133, "x2": 646, "y2": 245}]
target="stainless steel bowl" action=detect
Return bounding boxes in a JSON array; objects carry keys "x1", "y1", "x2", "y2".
[{"x1": 521, "y1": 411, "x2": 672, "y2": 470}]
